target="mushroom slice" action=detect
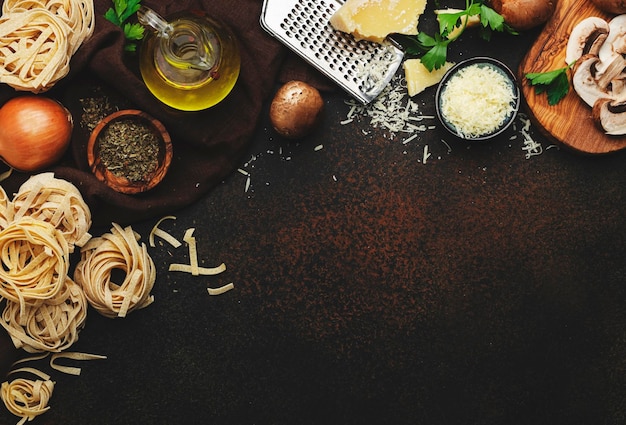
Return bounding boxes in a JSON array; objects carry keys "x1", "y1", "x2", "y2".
[
  {"x1": 565, "y1": 16, "x2": 610, "y2": 65},
  {"x1": 614, "y1": 32, "x2": 626, "y2": 56},
  {"x1": 572, "y1": 54, "x2": 615, "y2": 107},
  {"x1": 592, "y1": 97, "x2": 626, "y2": 135},
  {"x1": 598, "y1": 15, "x2": 626, "y2": 68},
  {"x1": 609, "y1": 74, "x2": 626, "y2": 94},
  {"x1": 596, "y1": 54, "x2": 626, "y2": 90}
]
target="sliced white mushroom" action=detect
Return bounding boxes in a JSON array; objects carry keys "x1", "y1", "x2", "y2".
[
  {"x1": 598, "y1": 14, "x2": 626, "y2": 71},
  {"x1": 592, "y1": 97, "x2": 626, "y2": 135},
  {"x1": 572, "y1": 55, "x2": 616, "y2": 107},
  {"x1": 609, "y1": 73, "x2": 626, "y2": 96},
  {"x1": 596, "y1": 54, "x2": 626, "y2": 90},
  {"x1": 565, "y1": 16, "x2": 610, "y2": 64}
]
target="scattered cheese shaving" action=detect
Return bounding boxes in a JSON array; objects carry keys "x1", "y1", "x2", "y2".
[
  {"x1": 343, "y1": 75, "x2": 434, "y2": 140},
  {"x1": 423, "y1": 145, "x2": 431, "y2": 164},
  {"x1": 518, "y1": 113, "x2": 544, "y2": 159}
]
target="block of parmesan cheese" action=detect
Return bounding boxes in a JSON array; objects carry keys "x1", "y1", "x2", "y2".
[
  {"x1": 403, "y1": 59, "x2": 454, "y2": 97},
  {"x1": 329, "y1": 0, "x2": 428, "y2": 43}
]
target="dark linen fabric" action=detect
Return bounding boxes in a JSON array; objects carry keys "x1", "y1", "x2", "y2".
[{"x1": 0, "y1": 0, "x2": 287, "y2": 226}]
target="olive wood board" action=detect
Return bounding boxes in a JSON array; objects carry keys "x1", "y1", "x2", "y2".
[{"x1": 518, "y1": 0, "x2": 626, "y2": 154}]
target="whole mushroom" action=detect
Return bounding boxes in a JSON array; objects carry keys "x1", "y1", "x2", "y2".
[
  {"x1": 269, "y1": 81, "x2": 324, "y2": 139},
  {"x1": 591, "y1": 0, "x2": 626, "y2": 14},
  {"x1": 489, "y1": 0, "x2": 555, "y2": 31}
]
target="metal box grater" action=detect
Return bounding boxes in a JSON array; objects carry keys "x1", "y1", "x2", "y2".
[{"x1": 260, "y1": 0, "x2": 404, "y2": 104}]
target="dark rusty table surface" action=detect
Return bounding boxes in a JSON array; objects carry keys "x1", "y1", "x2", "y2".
[{"x1": 2, "y1": 21, "x2": 626, "y2": 425}]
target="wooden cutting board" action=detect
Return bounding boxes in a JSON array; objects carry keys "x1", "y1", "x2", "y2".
[{"x1": 519, "y1": 0, "x2": 626, "y2": 154}]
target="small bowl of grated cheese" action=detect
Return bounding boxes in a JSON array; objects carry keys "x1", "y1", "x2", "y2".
[{"x1": 435, "y1": 57, "x2": 520, "y2": 141}]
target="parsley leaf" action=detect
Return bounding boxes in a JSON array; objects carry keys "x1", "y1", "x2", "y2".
[
  {"x1": 397, "y1": 0, "x2": 516, "y2": 72},
  {"x1": 436, "y1": 10, "x2": 466, "y2": 38},
  {"x1": 104, "y1": 0, "x2": 144, "y2": 52},
  {"x1": 525, "y1": 64, "x2": 573, "y2": 105},
  {"x1": 420, "y1": 38, "x2": 450, "y2": 71},
  {"x1": 120, "y1": 0, "x2": 141, "y2": 22}
]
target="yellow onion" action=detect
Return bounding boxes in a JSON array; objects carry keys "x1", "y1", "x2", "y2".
[{"x1": 0, "y1": 96, "x2": 73, "y2": 172}]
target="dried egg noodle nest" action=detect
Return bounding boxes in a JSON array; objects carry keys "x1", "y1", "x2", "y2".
[
  {"x1": 1, "y1": 276, "x2": 87, "y2": 353},
  {"x1": 0, "y1": 185, "x2": 13, "y2": 230},
  {"x1": 0, "y1": 9, "x2": 70, "y2": 92},
  {"x1": 74, "y1": 223, "x2": 156, "y2": 319},
  {"x1": 1, "y1": 368, "x2": 54, "y2": 424},
  {"x1": 13, "y1": 172, "x2": 92, "y2": 253},
  {"x1": 3, "y1": 0, "x2": 94, "y2": 54},
  {"x1": 0, "y1": 0, "x2": 94, "y2": 92},
  {"x1": 0, "y1": 217, "x2": 70, "y2": 315}
]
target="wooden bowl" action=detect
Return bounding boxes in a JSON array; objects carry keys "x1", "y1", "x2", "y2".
[{"x1": 87, "y1": 110, "x2": 172, "y2": 194}]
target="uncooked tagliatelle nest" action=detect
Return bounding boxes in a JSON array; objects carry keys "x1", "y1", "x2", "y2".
[
  {"x1": 0, "y1": 0, "x2": 94, "y2": 92},
  {"x1": 0, "y1": 173, "x2": 92, "y2": 355},
  {"x1": 0, "y1": 217, "x2": 70, "y2": 313},
  {"x1": 1, "y1": 277, "x2": 87, "y2": 353},
  {"x1": 12, "y1": 172, "x2": 92, "y2": 253},
  {"x1": 0, "y1": 185, "x2": 12, "y2": 229},
  {"x1": 1, "y1": 367, "x2": 54, "y2": 424},
  {"x1": 74, "y1": 223, "x2": 156, "y2": 319}
]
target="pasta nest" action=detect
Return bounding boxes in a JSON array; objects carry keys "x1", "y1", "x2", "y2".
[
  {"x1": 74, "y1": 223, "x2": 156, "y2": 319},
  {"x1": 0, "y1": 0, "x2": 94, "y2": 92},
  {"x1": 0, "y1": 217, "x2": 70, "y2": 311},
  {"x1": 1, "y1": 277, "x2": 87, "y2": 353},
  {"x1": 1, "y1": 371, "x2": 54, "y2": 423}
]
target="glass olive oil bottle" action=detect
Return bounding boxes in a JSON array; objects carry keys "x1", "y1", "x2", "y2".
[{"x1": 138, "y1": 7, "x2": 240, "y2": 111}]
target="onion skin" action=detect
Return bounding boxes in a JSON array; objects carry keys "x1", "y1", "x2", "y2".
[
  {"x1": 0, "y1": 96, "x2": 73, "y2": 172},
  {"x1": 270, "y1": 81, "x2": 324, "y2": 139}
]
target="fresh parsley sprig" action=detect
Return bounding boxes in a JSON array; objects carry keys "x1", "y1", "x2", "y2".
[
  {"x1": 104, "y1": 0, "x2": 145, "y2": 52},
  {"x1": 398, "y1": 0, "x2": 517, "y2": 72},
  {"x1": 525, "y1": 63, "x2": 574, "y2": 106}
]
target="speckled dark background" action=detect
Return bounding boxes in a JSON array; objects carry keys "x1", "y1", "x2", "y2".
[{"x1": 1, "y1": 5, "x2": 626, "y2": 425}]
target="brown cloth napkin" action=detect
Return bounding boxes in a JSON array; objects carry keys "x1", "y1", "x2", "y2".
[{"x1": 0, "y1": 0, "x2": 288, "y2": 226}]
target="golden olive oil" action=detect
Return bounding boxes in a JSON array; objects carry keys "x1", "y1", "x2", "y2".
[{"x1": 139, "y1": 11, "x2": 240, "y2": 111}]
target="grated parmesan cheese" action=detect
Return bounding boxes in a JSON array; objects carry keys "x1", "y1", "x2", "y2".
[
  {"x1": 343, "y1": 75, "x2": 434, "y2": 140},
  {"x1": 439, "y1": 64, "x2": 516, "y2": 138}
]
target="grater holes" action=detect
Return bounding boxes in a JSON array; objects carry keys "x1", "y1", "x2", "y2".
[{"x1": 263, "y1": 0, "x2": 403, "y2": 101}]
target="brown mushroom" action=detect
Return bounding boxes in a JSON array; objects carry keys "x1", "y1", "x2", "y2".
[
  {"x1": 591, "y1": 0, "x2": 626, "y2": 15},
  {"x1": 269, "y1": 81, "x2": 324, "y2": 139},
  {"x1": 489, "y1": 0, "x2": 555, "y2": 31}
]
